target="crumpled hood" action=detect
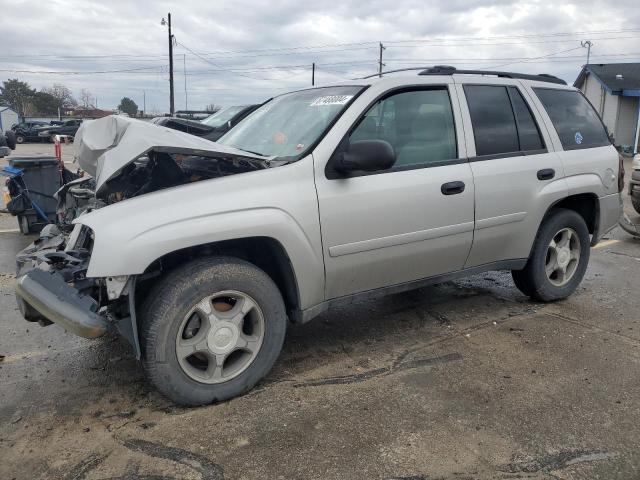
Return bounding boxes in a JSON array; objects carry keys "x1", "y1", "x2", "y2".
[{"x1": 74, "y1": 115, "x2": 265, "y2": 192}]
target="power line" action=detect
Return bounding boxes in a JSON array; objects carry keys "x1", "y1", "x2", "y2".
[
  {"x1": 3, "y1": 27, "x2": 639, "y2": 61},
  {"x1": 485, "y1": 46, "x2": 584, "y2": 69},
  {"x1": 0, "y1": 65, "x2": 164, "y2": 74},
  {"x1": 174, "y1": 40, "x2": 275, "y2": 81}
]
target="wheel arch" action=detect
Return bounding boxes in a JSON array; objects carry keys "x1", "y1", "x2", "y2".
[
  {"x1": 135, "y1": 236, "x2": 302, "y2": 322},
  {"x1": 546, "y1": 192, "x2": 599, "y2": 235},
  {"x1": 520, "y1": 192, "x2": 599, "y2": 267}
]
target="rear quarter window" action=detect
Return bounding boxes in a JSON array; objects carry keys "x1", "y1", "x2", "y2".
[{"x1": 533, "y1": 88, "x2": 610, "y2": 150}]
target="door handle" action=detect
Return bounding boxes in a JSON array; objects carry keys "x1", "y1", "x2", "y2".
[
  {"x1": 537, "y1": 168, "x2": 555, "y2": 180},
  {"x1": 441, "y1": 181, "x2": 465, "y2": 195}
]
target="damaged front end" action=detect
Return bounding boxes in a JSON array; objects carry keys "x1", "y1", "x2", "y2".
[
  {"x1": 14, "y1": 115, "x2": 273, "y2": 353},
  {"x1": 15, "y1": 223, "x2": 107, "y2": 338},
  {"x1": 15, "y1": 222, "x2": 142, "y2": 356}
]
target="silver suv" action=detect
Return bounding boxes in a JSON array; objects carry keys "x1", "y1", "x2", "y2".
[{"x1": 15, "y1": 67, "x2": 623, "y2": 405}]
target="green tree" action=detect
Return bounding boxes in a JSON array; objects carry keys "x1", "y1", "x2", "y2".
[
  {"x1": 118, "y1": 97, "x2": 138, "y2": 116},
  {"x1": 29, "y1": 91, "x2": 59, "y2": 115},
  {"x1": 0, "y1": 79, "x2": 35, "y2": 116}
]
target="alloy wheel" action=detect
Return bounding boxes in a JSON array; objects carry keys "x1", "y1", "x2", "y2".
[
  {"x1": 175, "y1": 290, "x2": 265, "y2": 384},
  {"x1": 545, "y1": 227, "x2": 581, "y2": 287}
]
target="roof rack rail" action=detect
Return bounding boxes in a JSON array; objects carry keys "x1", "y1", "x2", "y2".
[
  {"x1": 359, "y1": 67, "x2": 433, "y2": 80},
  {"x1": 418, "y1": 65, "x2": 567, "y2": 85}
]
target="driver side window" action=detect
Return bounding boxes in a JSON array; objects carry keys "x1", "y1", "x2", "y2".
[{"x1": 349, "y1": 88, "x2": 458, "y2": 169}]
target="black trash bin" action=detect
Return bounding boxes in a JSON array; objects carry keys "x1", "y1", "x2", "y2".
[{"x1": 7, "y1": 157, "x2": 61, "y2": 234}]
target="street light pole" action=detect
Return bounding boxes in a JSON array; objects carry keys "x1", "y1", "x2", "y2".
[
  {"x1": 581, "y1": 40, "x2": 593, "y2": 65},
  {"x1": 378, "y1": 42, "x2": 386, "y2": 77},
  {"x1": 162, "y1": 13, "x2": 175, "y2": 115}
]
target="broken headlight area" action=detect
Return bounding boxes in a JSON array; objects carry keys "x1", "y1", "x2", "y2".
[
  {"x1": 55, "y1": 176, "x2": 102, "y2": 228},
  {"x1": 15, "y1": 245, "x2": 99, "y2": 332},
  {"x1": 14, "y1": 224, "x2": 138, "y2": 342},
  {"x1": 96, "y1": 149, "x2": 268, "y2": 204}
]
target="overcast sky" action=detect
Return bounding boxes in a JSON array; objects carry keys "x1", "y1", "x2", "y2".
[{"x1": 1, "y1": 0, "x2": 639, "y2": 114}]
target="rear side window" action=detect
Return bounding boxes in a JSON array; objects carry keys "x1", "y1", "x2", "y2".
[
  {"x1": 533, "y1": 88, "x2": 610, "y2": 150},
  {"x1": 465, "y1": 85, "x2": 518, "y2": 156},
  {"x1": 464, "y1": 85, "x2": 545, "y2": 156},
  {"x1": 508, "y1": 86, "x2": 544, "y2": 151}
]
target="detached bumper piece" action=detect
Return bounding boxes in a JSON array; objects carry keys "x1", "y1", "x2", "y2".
[{"x1": 15, "y1": 268, "x2": 107, "y2": 338}]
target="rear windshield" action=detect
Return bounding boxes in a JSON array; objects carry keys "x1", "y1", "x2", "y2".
[
  {"x1": 201, "y1": 106, "x2": 246, "y2": 128},
  {"x1": 533, "y1": 88, "x2": 610, "y2": 150}
]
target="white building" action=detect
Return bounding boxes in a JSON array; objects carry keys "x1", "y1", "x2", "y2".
[
  {"x1": 0, "y1": 106, "x2": 19, "y2": 134},
  {"x1": 574, "y1": 63, "x2": 640, "y2": 154}
]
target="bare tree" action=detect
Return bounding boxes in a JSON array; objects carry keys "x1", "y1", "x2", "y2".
[
  {"x1": 205, "y1": 103, "x2": 221, "y2": 113},
  {"x1": 80, "y1": 88, "x2": 94, "y2": 108},
  {"x1": 42, "y1": 84, "x2": 77, "y2": 110}
]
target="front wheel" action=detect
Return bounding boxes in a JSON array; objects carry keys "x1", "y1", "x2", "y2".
[
  {"x1": 512, "y1": 208, "x2": 590, "y2": 302},
  {"x1": 141, "y1": 256, "x2": 287, "y2": 406}
]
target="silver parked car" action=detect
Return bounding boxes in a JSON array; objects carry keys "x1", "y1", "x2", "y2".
[{"x1": 15, "y1": 66, "x2": 623, "y2": 405}]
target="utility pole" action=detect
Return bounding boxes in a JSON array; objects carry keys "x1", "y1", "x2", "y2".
[
  {"x1": 378, "y1": 42, "x2": 385, "y2": 77},
  {"x1": 183, "y1": 53, "x2": 188, "y2": 111},
  {"x1": 312, "y1": 62, "x2": 315, "y2": 86},
  {"x1": 581, "y1": 40, "x2": 593, "y2": 65},
  {"x1": 143, "y1": 90, "x2": 146, "y2": 116},
  {"x1": 161, "y1": 13, "x2": 175, "y2": 115}
]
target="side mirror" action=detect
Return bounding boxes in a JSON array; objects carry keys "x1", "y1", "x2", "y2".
[{"x1": 336, "y1": 140, "x2": 395, "y2": 173}]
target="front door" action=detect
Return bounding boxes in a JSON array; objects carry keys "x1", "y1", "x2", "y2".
[{"x1": 314, "y1": 86, "x2": 475, "y2": 299}]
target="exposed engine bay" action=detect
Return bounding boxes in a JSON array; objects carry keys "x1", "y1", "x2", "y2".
[
  {"x1": 53, "y1": 149, "x2": 268, "y2": 229},
  {"x1": 98, "y1": 149, "x2": 267, "y2": 203}
]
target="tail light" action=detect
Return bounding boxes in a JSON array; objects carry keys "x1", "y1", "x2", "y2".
[{"x1": 618, "y1": 153, "x2": 625, "y2": 192}]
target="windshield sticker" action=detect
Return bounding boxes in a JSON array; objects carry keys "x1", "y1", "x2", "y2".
[
  {"x1": 575, "y1": 131, "x2": 583, "y2": 144},
  {"x1": 310, "y1": 95, "x2": 354, "y2": 107}
]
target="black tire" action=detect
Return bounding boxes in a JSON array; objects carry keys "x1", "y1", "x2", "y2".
[
  {"x1": 15, "y1": 134, "x2": 25, "y2": 145},
  {"x1": 140, "y1": 256, "x2": 287, "y2": 406},
  {"x1": 632, "y1": 197, "x2": 640, "y2": 215},
  {"x1": 5, "y1": 130, "x2": 16, "y2": 149},
  {"x1": 512, "y1": 208, "x2": 590, "y2": 302}
]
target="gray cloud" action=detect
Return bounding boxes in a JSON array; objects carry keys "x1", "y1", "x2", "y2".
[{"x1": 1, "y1": 0, "x2": 639, "y2": 113}]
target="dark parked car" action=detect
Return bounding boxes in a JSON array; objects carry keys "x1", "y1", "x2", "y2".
[
  {"x1": 37, "y1": 119, "x2": 83, "y2": 141},
  {"x1": 11, "y1": 121, "x2": 49, "y2": 143},
  {"x1": 151, "y1": 105, "x2": 258, "y2": 142}
]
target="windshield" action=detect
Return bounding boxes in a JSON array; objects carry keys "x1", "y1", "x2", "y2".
[
  {"x1": 201, "y1": 106, "x2": 247, "y2": 128},
  {"x1": 218, "y1": 86, "x2": 363, "y2": 157}
]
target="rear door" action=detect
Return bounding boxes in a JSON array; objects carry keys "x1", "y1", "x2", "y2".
[
  {"x1": 455, "y1": 79, "x2": 568, "y2": 267},
  {"x1": 314, "y1": 83, "x2": 475, "y2": 299}
]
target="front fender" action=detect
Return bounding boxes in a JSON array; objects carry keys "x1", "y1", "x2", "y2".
[
  {"x1": 80, "y1": 207, "x2": 324, "y2": 309},
  {"x1": 76, "y1": 157, "x2": 324, "y2": 309}
]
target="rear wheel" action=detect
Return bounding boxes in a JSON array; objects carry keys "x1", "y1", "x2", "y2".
[
  {"x1": 141, "y1": 256, "x2": 287, "y2": 406},
  {"x1": 512, "y1": 209, "x2": 590, "y2": 301},
  {"x1": 5, "y1": 131, "x2": 17, "y2": 149},
  {"x1": 15, "y1": 134, "x2": 25, "y2": 144}
]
